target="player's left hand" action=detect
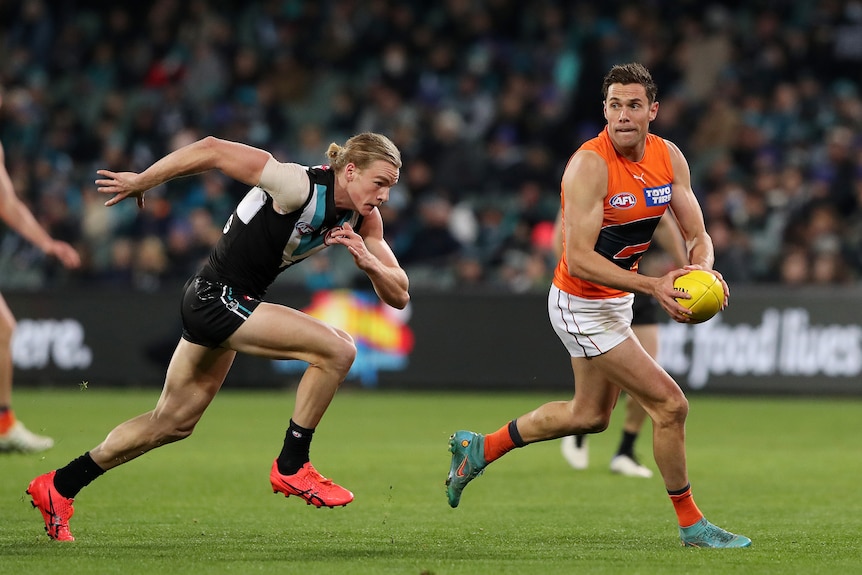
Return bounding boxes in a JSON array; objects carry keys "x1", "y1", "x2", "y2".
[{"x1": 325, "y1": 223, "x2": 373, "y2": 267}]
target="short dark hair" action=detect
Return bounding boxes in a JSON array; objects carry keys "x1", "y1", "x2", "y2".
[{"x1": 602, "y1": 63, "x2": 657, "y2": 103}]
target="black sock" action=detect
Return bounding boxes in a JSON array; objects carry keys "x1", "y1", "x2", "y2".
[
  {"x1": 507, "y1": 419, "x2": 526, "y2": 447},
  {"x1": 53, "y1": 452, "x2": 106, "y2": 499},
  {"x1": 667, "y1": 482, "x2": 691, "y2": 497},
  {"x1": 616, "y1": 430, "x2": 638, "y2": 457},
  {"x1": 574, "y1": 434, "x2": 586, "y2": 448},
  {"x1": 276, "y1": 419, "x2": 315, "y2": 475}
]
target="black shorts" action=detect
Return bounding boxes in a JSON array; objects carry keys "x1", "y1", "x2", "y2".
[
  {"x1": 181, "y1": 276, "x2": 262, "y2": 348},
  {"x1": 631, "y1": 292, "x2": 659, "y2": 326}
]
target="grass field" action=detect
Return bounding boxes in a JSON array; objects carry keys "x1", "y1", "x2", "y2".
[{"x1": 2, "y1": 387, "x2": 860, "y2": 575}]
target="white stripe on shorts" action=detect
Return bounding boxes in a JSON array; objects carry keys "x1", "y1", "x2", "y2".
[{"x1": 547, "y1": 285, "x2": 634, "y2": 358}]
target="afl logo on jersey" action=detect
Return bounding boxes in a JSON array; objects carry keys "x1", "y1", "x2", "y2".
[
  {"x1": 609, "y1": 192, "x2": 637, "y2": 209},
  {"x1": 323, "y1": 226, "x2": 344, "y2": 246},
  {"x1": 295, "y1": 221, "x2": 315, "y2": 235}
]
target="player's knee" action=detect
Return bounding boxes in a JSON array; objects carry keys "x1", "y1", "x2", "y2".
[
  {"x1": 160, "y1": 426, "x2": 194, "y2": 444},
  {"x1": 154, "y1": 420, "x2": 192, "y2": 444},
  {"x1": 669, "y1": 392, "x2": 689, "y2": 422},
  {"x1": 564, "y1": 411, "x2": 610, "y2": 434},
  {"x1": 149, "y1": 410, "x2": 201, "y2": 444},
  {"x1": 653, "y1": 393, "x2": 689, "y2": 428},
  {"x1": 581, "y1": 415, "x2": 611, "y2": 434},
  {"x1": 562, "y1": 402, "x2": 611, "y2": 434},
  {"x1": 323, "y1": 329, "x2": 356, "y2": 376}
]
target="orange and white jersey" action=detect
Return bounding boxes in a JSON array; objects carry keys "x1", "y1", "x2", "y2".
[{"x1": 553, "y1": 127, "x2": 674, "y2": 299}]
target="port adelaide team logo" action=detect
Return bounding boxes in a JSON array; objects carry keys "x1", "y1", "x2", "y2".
[{"x1": 295, "y1": 221, "x2": 315, "y2": 235}]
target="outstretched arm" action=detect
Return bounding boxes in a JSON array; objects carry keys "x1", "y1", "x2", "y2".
[
  {"x1": 95, "y1": 136, "x2": 271, "y2": 208},
  {"x1": 0, "y1": 142, "x2": 80, "y2": 268}
]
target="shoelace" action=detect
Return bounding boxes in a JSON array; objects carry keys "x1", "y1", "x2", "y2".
[
  {"x1": 703, "y1": 525, "x2": 734, "y2": 542},
  {"x1": 302, "y1": 466, "x2": 334, "y2": 487}
]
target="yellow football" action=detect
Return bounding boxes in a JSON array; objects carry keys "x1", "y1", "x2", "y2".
[{"x1": 673, "y1": 270, "x2": 724, "y2": 323}]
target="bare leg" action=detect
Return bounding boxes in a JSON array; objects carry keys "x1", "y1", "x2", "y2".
[
  {"x1": 89, "y1": 340, "x2": 235, "y2": 470},
  {"x1": 225, "y1": 302, "x2": 357, "y2": 507},
  {"x1": 0, "y1": 294, "x2": 15, "y2": 407},
  {"x1": 598, "y1": 339, "x2": 689, "y2": 492},
  {"x1": 624, "y1": 323, "x2": 658, "y2": 435},
  {"x1": 518, "y1": 338, "x2": 625, "y2": 443},
  {"x1": 226, "y1": 303, "x2": 356, "y2": 429},
  {"x1": 529, "y1": 336, "x2": 690, "y2": 491},
  {"x1": 0, "y1": 294, "x2": 55, "y2": 452},
  {"x1": 516, "y1": 361, "x2": 620, "y2": 443}
]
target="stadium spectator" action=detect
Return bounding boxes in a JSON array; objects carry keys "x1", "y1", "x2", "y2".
[
  {"x1": 777, "y1": 244, "x2": 812, "y2": 285},
  {"x1": 98, "y1": 236, "x2": 134, "y2": 287},
  {"x1": 0, "y1": 1, "x2": 859, "y2": 290},
  {"x1": 26, "y1": 132, "x2": 408, "y2": 540},
  {"x1": 397, "y1": 193, "x2": 464, "y2": 271}
]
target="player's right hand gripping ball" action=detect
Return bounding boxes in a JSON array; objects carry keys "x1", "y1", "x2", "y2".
[{"x1": 673, "y1": 270, "x2": 724, "y2": 323}]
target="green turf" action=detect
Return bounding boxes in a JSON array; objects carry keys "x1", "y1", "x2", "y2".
[{"x1": 2, "y1": 387, "x2": 860, "y2": 575}]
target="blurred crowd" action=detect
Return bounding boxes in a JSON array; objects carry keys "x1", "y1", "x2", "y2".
[{"x1": 0, "y1": 0, "x2": 860, "y2": 293}]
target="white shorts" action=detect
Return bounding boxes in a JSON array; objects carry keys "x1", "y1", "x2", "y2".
[{"x1": 548, "y1": 285, "x2": 634, "y2": 358}]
